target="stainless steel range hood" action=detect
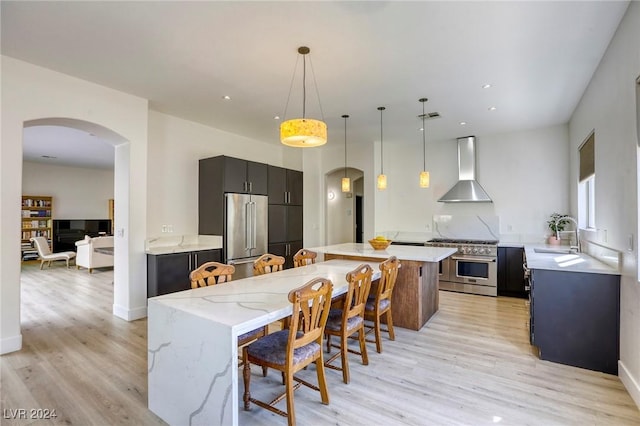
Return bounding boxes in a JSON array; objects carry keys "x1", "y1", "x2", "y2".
[{"x1": 438, "y1": 136, "x2": 492, "y2": 203}]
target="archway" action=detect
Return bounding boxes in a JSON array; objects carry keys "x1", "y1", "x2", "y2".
[
  {"x1": 23, "y1": 117, "x2": 130, "y2": 317},
  {"x1": 325, "y1": 167, "x2": 364, "y2": 244}
]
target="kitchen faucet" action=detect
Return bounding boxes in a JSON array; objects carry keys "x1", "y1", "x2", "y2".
[{"x1": 555, "y1": 215, "x2": 580, "y2": 253}]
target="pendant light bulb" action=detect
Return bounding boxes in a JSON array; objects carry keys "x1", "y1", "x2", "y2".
[
  {"x1": 419, "y1": 97, "x2": 430, "y2": 188},
  {"x1": 341, "y1": 114, "x2": 351, "y2": 193},
  {"x1": 377, "y1": 106, "x2": 387, "y2": 191}
]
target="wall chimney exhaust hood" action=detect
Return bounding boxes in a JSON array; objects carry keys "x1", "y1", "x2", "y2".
[{"x1": 438, "y1": 136, "x2": 492, "y2": 203}]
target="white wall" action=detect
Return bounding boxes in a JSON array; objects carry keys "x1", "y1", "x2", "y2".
[
  {"x1": 1, "y1": 57, "x2": 149, "y2": 353},
  {"x1": 22, "y1": 162, "x2": 114, "y2": 219},
  {"x1": 146, "y1": 110, "x2": 296, "y2": 238},
  {"x1": 568, "y1": 2, "x2": 640, "y2": 407}
]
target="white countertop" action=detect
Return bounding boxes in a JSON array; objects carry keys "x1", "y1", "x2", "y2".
[
  {"x1": 145, "y1": 234, "x2": 223, "y2": 255},
  {"x1": 311, "y1": 243, "x2": 457, "y2": 263},
  {"x1": 524, "y1": 244, "x2": 620, "y2": 275},
  {"x1": 148, "y1": 259, "x2": 382, "y2": 335}
]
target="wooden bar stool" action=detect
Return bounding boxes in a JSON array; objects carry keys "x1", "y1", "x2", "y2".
[
  {"x1": 364, "y1": 256, "x2": 400, "y2": 353},
  {"x1": 292, "y1": 248, "x2": 317, "y2": 267},
  {"x1": 253, "y1": 253, "x2": 285, "y2": 275}
]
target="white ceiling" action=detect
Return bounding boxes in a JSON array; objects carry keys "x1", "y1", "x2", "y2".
[{"x1": 1, "y1": 1, "x2": 630, "y2": 169}]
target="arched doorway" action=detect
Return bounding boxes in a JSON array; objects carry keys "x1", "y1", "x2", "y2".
[
  {"x1": 325, "y1": 167, "x2": 364, "y2": 244},
  {"x1": 23, "y1": 118, "x2": 130, "y2": 315}
]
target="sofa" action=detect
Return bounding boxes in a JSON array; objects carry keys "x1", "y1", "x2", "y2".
[{"x1": 75, "y1": 235, "x2": 114, "y2": 273}]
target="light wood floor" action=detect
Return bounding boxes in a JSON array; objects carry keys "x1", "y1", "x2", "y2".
[{"x1": 2, "y1": 263, "x2": 639, "y2": 425}]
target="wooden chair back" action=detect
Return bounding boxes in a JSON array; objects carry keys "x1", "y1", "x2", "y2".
[
  {"x1": 376, "y1": 256, "x2": 399, "y2": 303},
  {"x1": 253, "y1": 253, "x2": 285, "y2": 275},
  {"x1": 343, "y1": 264, "x2": 373, "y2": 322},
  {"x1": 287, "y1": 277, "x2": 333, "y2": 352},
  {"x1": 292, "y1": 249, "x2": 317, "y2": 268},
  {"x1": 189, "y1": 262, "x2": 235, "y2": 288}
]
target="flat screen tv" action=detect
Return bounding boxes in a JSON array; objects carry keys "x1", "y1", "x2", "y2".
[{"x1": 53, "y1": 219, "x2": 111, "y2": 252}]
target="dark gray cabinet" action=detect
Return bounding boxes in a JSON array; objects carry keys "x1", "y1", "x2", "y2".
[
  {"x1": 147, "y1": 249, "x2": 221, "y2": 297},
  {"x1": 267, "y1": 166, "x2": 303, "y2": 268},
  {"x1": 529, "y1": 268, "x2": 620, "y2": 374},
  {"x1": 199, "y1": 156, "x2": 268, "y2": 236},
  {"x1": 497, "y1": 247, "x2": 527, "y2": 298},
  {"x1": 268, "y1": 165, "x2": 303, "y2": 205}
]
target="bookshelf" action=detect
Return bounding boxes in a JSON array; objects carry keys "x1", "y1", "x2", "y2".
[{"x1": 21, "y1": 195, "x2": 53, "y2": 261}]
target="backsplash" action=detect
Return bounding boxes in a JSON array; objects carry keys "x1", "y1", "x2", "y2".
[{"x1": 433, "y1": 215, "x2": 500, "y2": 241}]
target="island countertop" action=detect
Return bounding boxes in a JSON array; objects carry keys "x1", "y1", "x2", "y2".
[{"x1": 311, "y1": 243, "x2": 457, "y2": 262}]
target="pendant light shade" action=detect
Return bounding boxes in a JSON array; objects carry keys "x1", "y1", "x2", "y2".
[
  {"x1": 419, "y1": 97, "x2": 430, "y2": 188},
  {"x1": 341, "y1": 114, "x2": 351, "y2": 192},
  {"x1": 280, "y1": 46, "x2": 327, "y2": 147},
  {"x1": 377, "y1": 106, "x2": 387, "y2": 190}
]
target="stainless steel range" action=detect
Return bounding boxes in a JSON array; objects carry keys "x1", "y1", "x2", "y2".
[{"x1": 425, "y1": 238, "x2": 498, "y2": 297}]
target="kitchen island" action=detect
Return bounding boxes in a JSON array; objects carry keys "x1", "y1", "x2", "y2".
[
  {"x1": 148, "y1": 259, "x2": 382, "y2": 426},
  {"x1": 312, "y1": 243, "x2": 457, "y2": 330}
]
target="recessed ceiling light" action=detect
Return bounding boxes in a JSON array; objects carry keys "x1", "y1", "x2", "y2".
[
  {"x1": 459, "y1": 121, "x2": 467, "y2": 126},
  {"x1": 273, "y1": 115, "x2": 280, "y2": 120},
  {"x1": 222, "y1": 95, "x2": 231, "y2": 100},
  {"x1": 482, "y1": 84, "x2": 492, "y2": 89},
  {"x1": 488, "y1": 106, "x2": 497, "y2": 111},
  {"x1": 41, "y1": 155, "x2": 57, "y2": 159}
]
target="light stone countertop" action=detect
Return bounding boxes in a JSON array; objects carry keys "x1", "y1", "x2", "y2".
[
  {"x1": 524, "y1": 244, "x2": 620, "y2": 275},
  {"x1": 311, "y1": 243, "x2": 457, "y2": 262},
  {"x1": 145, "y1": 234, "x2": 223, "y2": 255}
]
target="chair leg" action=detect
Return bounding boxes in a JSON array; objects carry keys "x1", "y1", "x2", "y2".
[
  {"x1": 374, "y1": 315, "x2": 383, "y2": 353},
  {"x1": 285, "y1": 371, "x2": 295, "y2": 426},
  {"x1": 326, "y1": 334, "x2": 332, "y2": 353},
  {"x1": 242, "y1": 348, "x2": 251, "y2": 410},
  {"x1": 315, "y1": 357, "x2": 330, "y2": 405},
  {"x1": 385, "y1": 310, "x2": 395, "y2": 341},
  {"x1": 340, "y1": 334, "x2": 349, "y2": 384},
  {"x1": 359, "y1": 328, "x2": 369, "y2": 366},
  {"x1": 39, "y1": 260, "x2": 45, "y2": 270}
]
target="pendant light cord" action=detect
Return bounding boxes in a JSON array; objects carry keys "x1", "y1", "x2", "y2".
[
  {"x1": 343, "y1": 115, "x2": 348, "y2": 177},
  {"x1": 422, "y1": 102, "x2": 426, "y2": 170},
  {"x1": 302, "y1": 53, "x2": 306, "y2": 119},
  {"x1": 378, "y1": 106, "x2": 385, "y2": 174}
]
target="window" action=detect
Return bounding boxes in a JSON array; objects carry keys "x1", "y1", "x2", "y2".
[{"x1": 579, "y1": 132, "x2": 595, "y2": 229}]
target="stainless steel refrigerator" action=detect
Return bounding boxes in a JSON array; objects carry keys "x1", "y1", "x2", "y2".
[{"x1": 225, "y1": 193, "x2": 268, "y2": 279}]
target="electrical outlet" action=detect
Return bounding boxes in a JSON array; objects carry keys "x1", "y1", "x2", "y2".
[
  {"x1": 507, "y1": 225, "x2": 513, "y2": 232},
  {"x1": 168, "y1": 225, "x2": 174, "y2": 233},
  {"x1": 425, "y1": 224, "x2": 431, "y2": 230},
  {"x1": 161, "y1": 225, "x2": 167, "y2": 233}
]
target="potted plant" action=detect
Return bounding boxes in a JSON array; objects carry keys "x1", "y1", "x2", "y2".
[{"x1": 547, "y1": 213, "x2": 568, "y2": 245}]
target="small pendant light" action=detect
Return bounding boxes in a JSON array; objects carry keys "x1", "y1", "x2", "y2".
[
  {"x1": 419, "y1": 97, "x2": 430, "y2": 188},
  {"x1": 341, "y1": 114, "x2": 351, "y2": 192},
  {"x1": 377, "y1": 106, "x2": 387, "y2": 190}
]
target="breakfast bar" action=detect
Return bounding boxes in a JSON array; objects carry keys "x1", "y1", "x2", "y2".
[
  {"x1": 147, "y1": 259, "x2": 382, "y2": 426},
  {"x1": 312, "y1": 243, "x2": 457, "y2": 330}
]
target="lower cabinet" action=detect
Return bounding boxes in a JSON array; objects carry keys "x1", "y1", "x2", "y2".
[
  {"x1": 268, "y1": 241, "x2": 302, "y2": 269},
  {"x1": 147, "y1": 249, "x2": 221, "y2": 297},
  {"x1": 529, "y1": 268, "x2": 620, "y2": 374},
  {"x1": 497, "y1": 247, "x2": 527, "y2": 298}
]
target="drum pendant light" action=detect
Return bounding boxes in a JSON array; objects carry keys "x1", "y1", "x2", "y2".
[
  {"x1": 280, "y1": 46, "x2": 327, "y2": 147},
  {"x1": 341, "y1": 114, "x2": 351, "y2": 192},
  {"x1": 377, "y1": 106, "x2": 387, "y2": 190},
  {"x1": 419, "y1": 97, "x2": 430, "y2": 188}
]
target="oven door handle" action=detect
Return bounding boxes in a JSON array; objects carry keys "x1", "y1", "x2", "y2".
[{"x1": 451, "y1": 256, "x2": 496, "y2": 262}]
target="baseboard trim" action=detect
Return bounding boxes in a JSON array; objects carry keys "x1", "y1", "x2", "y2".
[
  {"x1": 0, "y1": 334, "x2": 23, "y2": 355},
  {"x1": 113, "y1": 304, "x2": 147, "y2": 321},
  {"x1": 620, "y1": 360, "x2": 640, "y2": 410}
]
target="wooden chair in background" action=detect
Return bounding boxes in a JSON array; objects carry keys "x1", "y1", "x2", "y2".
[
  {"x1": 189, "y1": 261, "x2": 268, "y2": 348},
  {"x1": 364, "y1": 256, "x2": 400, "y2": 353},
  {"x1": 292, "y1": 248, "x2": 317, "y2": 268},
  {"x1": 242, "y1": 277, "x2": 333, "y2": 426},
  {"x1": 253, "y1": 253, "x2": 285, "y2": 275},
  {"x1": 324, "y1": 263, "x2": 372, "y2": 384}
]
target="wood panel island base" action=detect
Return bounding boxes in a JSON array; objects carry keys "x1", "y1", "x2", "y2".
[{"x1": 316, "y1": 243, "x2": 457, "y2": 331}]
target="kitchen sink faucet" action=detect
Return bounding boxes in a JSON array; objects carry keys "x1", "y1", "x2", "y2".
[{"x1": 555, "y1": 215, "x2": 580, "y2": 253}]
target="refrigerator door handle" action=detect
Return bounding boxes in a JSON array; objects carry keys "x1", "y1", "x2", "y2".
[
  {"x1": 245, "y1": 202, "x2": 251, "y2": 250},
  {"x1": 251, "y1": 201, "x2": 257, "y2": 249}
]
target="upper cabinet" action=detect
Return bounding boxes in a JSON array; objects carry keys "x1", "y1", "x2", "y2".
[
  {"x1": 222, "y1": 156, "x2": 268, "y2": 195},
  {"x1": 268, "y1": 165, "x2": 303, "y2": 205}
]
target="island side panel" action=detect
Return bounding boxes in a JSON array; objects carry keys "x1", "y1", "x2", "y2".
[
  {"x1": 324, "y1": 254, "x2": 438, "y2": 330},
  {"x1": 148, "y1": 301, "x2": 237, "y2": 426}
]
